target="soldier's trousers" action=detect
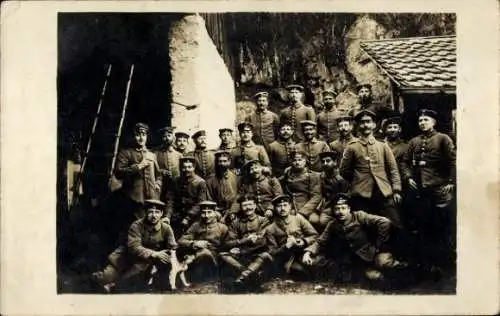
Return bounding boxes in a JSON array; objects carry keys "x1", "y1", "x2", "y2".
[{"x1": 351, "y1": 186, "x2": 403, "y2": 229}]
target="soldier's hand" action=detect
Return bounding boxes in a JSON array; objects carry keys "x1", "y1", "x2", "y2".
[
  {"x1": 181, "y1": 218, "x2": 190, "y2": 226},
  {"x1": 193, "y1": 240, "x2": 210, "y2": 249},
  {"x1": 302, "y1": 252, "x2": 314, "y2": 266},
  {"x1": 137, "y1": 160, "x2": 149, "y2": 170},
  {"x1": 442, "y1": 184, "x2": 454, "y2": 195},
  {"x1": 264, "y1": 209, "x2": 273, "y2": 218},
  {"x1": 154, "y1": 250, "x2": 170, "y2": 264},
  {"x1": 408, "y1": 178, "x2": 418, "y2": 190},
  {"x1": 229, "y1": 247, "x2": 241, "y2": 255},
  {"x1": 285, "y1": 236, "x2": 296, "y2": 249},
  {"x1": 248, "y1": 234, "x2": 259, "y2": 244},
  {"x1": 393, "y1": 193, "x2": 402, "y2": 205}
]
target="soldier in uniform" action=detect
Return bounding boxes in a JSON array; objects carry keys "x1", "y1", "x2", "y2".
[
  {"x1": 174, "y1": 131, "x2": 190, "y2": 155},
  {"x1": 263, "y1": 195, "x2": 318, "y2": 278},
  {"x1": 91, "y1": 199, "x2": 178, "y2": 292},
  {"x1": 349, "y1": 83, "x2": 391, "y2": 123},
  {"x1": 169, "y1": 157, "x2": 210, "y2": 234},
  {"x1": 206, "y1": 150, "x2": 239, "y2": 223},
  {"x1": 267, "y1": 121, "x2": 297, "y2": 179},
  {"x1": 329, "y1": 115, "x2": 357, "y2": 157},
  {"x1": 317, "y1": 90, "x2": 344, "y2": 143},
  {"x1": 401, "y1": 109, "x2": 456, "y2": 274},
  {"x1": 233, "y1": 160, "x2": 283, "y2": 218},
  {"x1": 294, "y1": 120, "x2": 330, "y2": 172},
  {"x1": 340, "y1": 110, "x2": 403, "y2": 229},
  {"x1": 279, "y1": 84, "x2": 316, "y2": 141},
  {"x1": 115, "y1": 123, "x2": 162, "y2": 224},
  {"x1": 246, "y1": 91, "x2": 280, "y2": 150},
  {"x1": 188, "y1": 130, "x2": 215, "y2": 180},
  {"x1": 178, "y1": 201, "x2": 230, "y2": 281},
  {"x1": 217, "y1": 128, "x2": 235, "y2": 151},
  {"x1": 312, "y1": 151, "x2": 349, "y2": 231},
  {"x1": 302, "y1": 194, "x2": 406, "y2": 283},
  {"x1": 231, "y1": 122, "x2": 271, "y2": 175},
  {"x1": 383, "y1": 115, "x2": 408, "y2": 175},
  {"x1": 219, "y1": 195, "x2": 271, "y2": 287},
  {"x1": 281, "y1": 150, "x2": 322, "y2": 224}
]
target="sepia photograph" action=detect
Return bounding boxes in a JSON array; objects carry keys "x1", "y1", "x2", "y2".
[{"x1": 57, "y1": 12, "x2": 458, "y2": 295}]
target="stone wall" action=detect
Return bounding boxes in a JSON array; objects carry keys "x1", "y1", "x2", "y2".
[{"x1": 169, "y1": 15, "x2": 236, "y2": 149}]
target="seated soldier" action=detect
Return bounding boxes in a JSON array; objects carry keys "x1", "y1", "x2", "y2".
[
  {"x1": 232, "y1": 159, "x2": 283, "y2": 218},
  {"x1": 91, "y1": 200, "x2": 178, "y2": 292},
  {"x1": 310, "y1": 151, "x2": 349, "y2": 231},
  {"x1": 302, "y1": 193, "x2": 406, "y2": 283},
  {"x1": 178, "y1": 201, "x2": 230, "y2": 282},
  {"x1": 219, "y1": 195, "x2": 271, "y2": 288},
  {"x1": 263, "y1": 195, "x2": 318, "y2": 278},
  {"x1": 281, "y1": 150, "x2": 322, "y2": 223}
]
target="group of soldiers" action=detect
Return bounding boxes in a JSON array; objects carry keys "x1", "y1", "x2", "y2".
[{"x1": 90, "y1": 83, "x2": 456, "y2": 293}]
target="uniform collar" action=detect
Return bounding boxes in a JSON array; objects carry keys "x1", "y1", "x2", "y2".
[
  {"x1": 241, "y1": 213, "x2": 257, "y2": 222},
  {"x1": 241, "y1": 141, "x2": 256, "y2": 148},
  {"x1": 277, "y1": 215, "x2": 292, "y2": 225},
  {"x1": 256, "y1": 108, "x2": 268, "y2": 114},
  {"x1": 201, "y1": 221, "x2": 218, "y2": 229},
  {"x1": 358, "y1": 135, "x2": 376, "y2": 145},
  {"x1": 385, "y1": 137, "x2": 403, "y2": 145},
  {"x1": 340, "y1": 134, "x2": 354, "y2": 142},
  {"x1": 291, "y1": 102, "x2": 303, "y2": 109},
  {"x1": 279, "y1": 138, "x2": 295, "y2": 146},
  {"x1": 145, "y1": 221, "x2": 162, "y2": 232},
  {"x1": 195, "y1": 147, "x2": 208, "y2": 152},
  {"x1": 421, "y1": 130, "x2": 437, "y2": 138},
  {"x1": 304, "y1": 137, "x2": 318, "y2": 144},
  {"x1": 135, "y1": 146, "x2": 148, "y2": 152}
]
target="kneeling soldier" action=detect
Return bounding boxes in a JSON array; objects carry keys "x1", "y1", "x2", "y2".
[
  {"x1": 263, "y1": 195, "x2": 318, "y2": 277},
  {"x1": 302, "y1": 194, "x2": 405, "y2": 283},
  {"x1": 91, "y1": 199, "x2": 178, "y2": 292},
  {"x1": 220, "y1": 195, "x2": 271, "y2": 287},
  {"x1": 178, "y1": 201, "x2": 230, "y2": 281}
]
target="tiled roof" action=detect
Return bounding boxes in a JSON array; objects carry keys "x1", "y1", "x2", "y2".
[{"x1": 360, "y1": 36, "x2": 456, "y2": 91}]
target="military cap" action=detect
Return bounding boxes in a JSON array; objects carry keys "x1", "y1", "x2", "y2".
[
  {"x1": 335, "y1": 114, "x2": 353, "y2": 123},
  {"x1": 356, "y1": 83, "x2": 372, "y2": 91},
  {"x1": 134, "y1": 122, "x2": 149, "y2": 133},
  {"x1": 418, "y1": 109, "x2": 438, "y2": 120},
  {"x1": 238, "y1": 122, "x2": 254, "y2": 132},
  {"x1": 272, "y1": 194, "x2": 292, "y2": 205},
  {"x1": 332, "y1": 193, "x2": 351, "y2": 206},
  {"x1": 158, "y1": 126, "x2": 175, "y2": 133},
  {"x1": 175, "y1": 131, "x2": 190, "y2": 139},
  {"x1": 300, "y1": 120, "x2": 317, "y2": 127},
  {"x1": 199, "y1": 200, "x2": 218, "y2": 208},
  {"x1": 144, "y1": 199, "x2": 166, "y2": 209},
  {"x1": 253, "y1": 91, "x2": 269, "y2": 99},
  {"x1": 382, "y1": 116, "x2": 402, "y2": 129},
  {"x1": 286, "y1": 84, "x2": 304, "y2": 92},
  {"x1": 289, "y1": 150, "x2": 307, "y2": 159},
  {"x1": 218, "y1": 128, "x2": 233, "y2": 134},
  {"x1": 318, "y1": 150, "x2": 341, "y2": 161},
  {"x1": 179, "y1": 156, "x2": 196, "y2": 165},
  {"x1": 322, "y1": 90, "x2": 337, "y2": 97},
  {"x1": 214, "y1": 150, "x2": 231, "y2": 159},
  {"x1": 237, "y1": 194, "x2": 256, "y2": 204},
  {"x1": 192, "y1": 130, "x2": 206, "y2": 139},
  {"x1": 354, "y1": 109, "x2": 377, "y2": 121}
]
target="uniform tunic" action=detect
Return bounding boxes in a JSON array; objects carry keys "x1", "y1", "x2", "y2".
[
  {"x1": 279, "y1": 103, "x2": 316, "y2": 141},
  {"x1": 384, "y1": 138, "x2": 409, "y2": 176},
  {"x1": 171, "y1": 174, "x2": 210, "y2": 223},
  {"x1": 155, "y1": 146, "x2": 182, "y2": 180},
  {"x1": 225, "y1": 214, "x2": 270, "y2": 254},
  {"x1": 317, "y1": 107, "x2": 344, "y2": 143},
  {"x1": 246, "y1": 110, "x2": 280, "y2": 149},
  {"x1": 206, "y1": 170, "x2": 239, "y2": 212},
  {"x1": 281, "y1": 168, "x2": 322, "y2": 218},
  {"x1": 329, "y1": 134, "x2": 358, "y2": 158},
  {"x1": 267, "y1": 139, "x2": 297, "y2": 179},
  {"x1": 178, "y1": 221, "x2": 230, "y2": 252},
  {"x1": 188, "y1": 149, "x2": 216, "y2": 179},
  {"x1": 230, "y1": 141, "x2": 271, "y2": 173},
  {"x1": 234, "y1": 175, "x2": 283, "y2": 215},
  {"x1": 295, "y1": 138, "x2": 330, "y2": 172}
]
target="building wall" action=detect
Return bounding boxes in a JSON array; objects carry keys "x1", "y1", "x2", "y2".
[{"x1": 169, "y1": 14, "x2": 236, "y2": 149}]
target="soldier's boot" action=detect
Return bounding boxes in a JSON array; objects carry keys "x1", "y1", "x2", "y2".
[
  {"x1": 234, "y1": 257, "x2": 265, "y2": 285},
  {"x1": 219, "y1": 255, "x2": 245, "y2": 273}
]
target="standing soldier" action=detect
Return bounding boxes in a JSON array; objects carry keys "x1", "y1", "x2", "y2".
[
  {"x1": 263, "y1": 195, "x2": 318, "y2": 277},
  {"x1": 115, "y1": 123, "x2": 162, "y2": 224},
  {"x1": 188, "y1": 130, "x2": 215, "y2": 180},
  {"x1": 313, "y1": 151, "x2": 349, "y2": 231},
  {"x1": 233, "y1": 160, "x2": 283, "y2": 219},
  {"x1": 246, "y1": 91, "x2": 280, "y2": 150},
  {"x1": 329, "y1": 115, "x2": 357, "y2": 157},
  {"x1": 220, "y1": 195, "x2": 271, "y2": 288},
  {"x1": 350, "y1": 83, "x2": 391, "y2": 124},
  {"x1": 170, "y1": 157, "x2": 210, "y2": 233},
  {"x1": 382, "y1": 115, "x2": 408, "y2": 176},
  {"x1": 294, "y1": 120, "x2": 330, "y2": 172},
  {"x1": 174, "y1": 131, "x2": 190, "y2": 156},
  {"x1": 206, "y1": 150, "x2": 239, "y2": 223},
  {"x1": 279, "y1": 84, "x2": 316, "y2": 141},
  {"x1": 155, "y1": 126, "x2": 182, "y2": 181},
  {"x1": 217, "y1": 128, "x2": 235, "y2": 151},
  {"x1": 340, "y1": 110, "x2": 403, "y2": 229},
  {"x1": 401, "y1": 109, "x2": 456, "y2": 275},
  {"x1": 267, "y1": 121, "x2": 297, "y2": 179},
  {"x1": 281, "y1": 150, "x2": 322, "y2": 225},
  {"x1": 178, "y1": 201, "x2": 230, "y2": 282},
  {"x1": 231, "y1": 122, "x2": 271, "y2": 175},
  {"x1": 317, "y1": 90, "x2": 344, "y2": 143}
]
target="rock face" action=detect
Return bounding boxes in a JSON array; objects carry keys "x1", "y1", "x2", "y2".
[{"x1": 169, "y1": 15, "x2": 236, "y2": 149}]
